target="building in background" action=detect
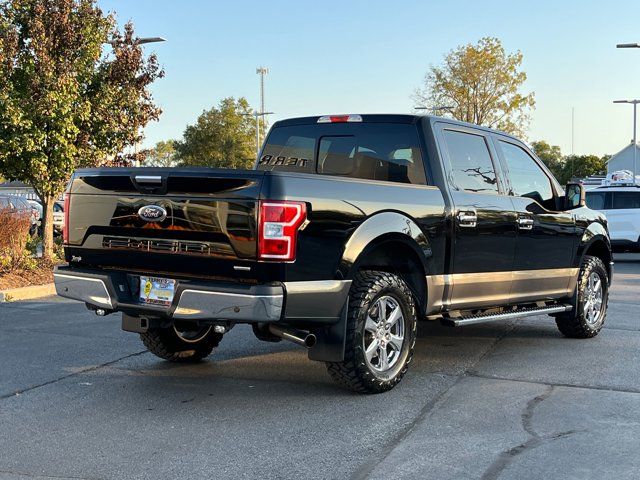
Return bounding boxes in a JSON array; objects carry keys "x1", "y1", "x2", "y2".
[
  {"x1": 606, "y1": 142, "x2": 640, "y2": 173},
  {"x1": 0, "y1": 180, "x2": 37, "y2": 200}
]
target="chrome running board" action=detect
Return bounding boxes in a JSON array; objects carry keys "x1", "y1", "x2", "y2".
[{"x1": 442, "y1": 304, "x2": 573, "y2": 327}]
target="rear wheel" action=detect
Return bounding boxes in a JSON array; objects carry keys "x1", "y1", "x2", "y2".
[
  {"x1": 140, "y1": 321, "x2": 223, "y2": 362},
  {"x1": 326, "y1": 270, "x2": 417, "y2": 394},
  {"x1": 555, "y1": 256, "x2": 608, "y2": 338}
]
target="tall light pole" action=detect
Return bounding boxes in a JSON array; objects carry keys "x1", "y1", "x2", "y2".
[
  {"x1": 243, "y1": 111, "x2": 273, "y2": 159},
  {"x1": 615, "y1": 42, "x2": 639, "y2": 181},
  {"x1": 613, "y1": 99, "x2": 639, "y2": 180},
  {"x1": 256, "y1": 67, "x2": 269, "y2": 150},
  {"x1": 130, "y1": 37, "x2": 166, "y2": 166}
]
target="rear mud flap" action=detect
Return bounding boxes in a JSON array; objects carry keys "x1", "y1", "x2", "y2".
[{"x1": 308, "y1": 300, "x2": 348, "y2": 362}]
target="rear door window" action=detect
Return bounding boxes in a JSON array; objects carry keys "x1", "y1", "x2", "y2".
[
  {"x1": 442, "y1": 129, "x2": 499, "y2": 193},
  {"x1": 259, "y1": 123, "x2": 427, "y2": 185}
]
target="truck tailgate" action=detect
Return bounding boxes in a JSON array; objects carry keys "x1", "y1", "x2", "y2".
[{"x1": 65, "y1": 168, "x2": 265, "y2": 279}]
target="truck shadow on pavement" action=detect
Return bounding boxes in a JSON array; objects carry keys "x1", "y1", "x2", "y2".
[{"x1": 100, "y1": 318, "x2": 573, "y2": 400}]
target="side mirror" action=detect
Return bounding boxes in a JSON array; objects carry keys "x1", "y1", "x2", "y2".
[{"x1": 565, "y1": 182, "x2": 586, "y2": 210}]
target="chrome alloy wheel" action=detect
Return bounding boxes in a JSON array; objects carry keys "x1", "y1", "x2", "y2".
[
  {"x1": 173, "y1": 323, "x2": 213, "y2": 343},
  {"x1": 583, "y1": 272, "x2": 604, "y2": 325},
  {"x1": 363, "y1": 295, "x2": 405, "y2": 372}
]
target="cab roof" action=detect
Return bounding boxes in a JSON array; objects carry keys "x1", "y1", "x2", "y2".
[{"x1": 272, "y1": 114, "x2": 519, "y2": 142}]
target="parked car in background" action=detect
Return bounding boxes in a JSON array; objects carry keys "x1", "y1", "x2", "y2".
[
  {"x1": 27, "y1": 199, "x2": 43, "y2": 223},
  {"x1": 27, "y1": 199, "x2": 43, "y2": 234},
  {"x1": 586, "y1": 175, "x2": 640, "y2": 252},
  {"x1": 53, "y1": 201, "x2": 65, "y2": 235},
  {"x1": 0, "y1": 195, "x2": 38, "y2": 235}
]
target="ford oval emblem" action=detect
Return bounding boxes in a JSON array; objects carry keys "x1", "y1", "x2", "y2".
[{"x1": 138, "y1": 205, "x2": 167, "y2": 223}]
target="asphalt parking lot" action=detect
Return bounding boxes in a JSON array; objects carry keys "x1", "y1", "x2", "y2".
[{"x1": 1, "y1": 257, "x2": 639, "y2": 480}]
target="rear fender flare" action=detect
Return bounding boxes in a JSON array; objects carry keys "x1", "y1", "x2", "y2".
[
  {"x1": 311, "y1": 212, "x2": 431, "y2": 363},
  {"x1": 338, "y1": 212, "x2": 431, "y2": 279}
]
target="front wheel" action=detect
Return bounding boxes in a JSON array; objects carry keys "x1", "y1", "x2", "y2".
[
  {"x1": 555, "y1": 256, "x2": 609, "y2": 338},
  {"x1": 140, "y1": 321, "x2": 223, "y2": 362},
  {"x1": 326, "y1": 270, "x2": 417, "y2": 394}
]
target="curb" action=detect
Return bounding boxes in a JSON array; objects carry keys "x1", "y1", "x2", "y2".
[{"x1": 0, "y1": 283, "x2": 56, "y2": 302}]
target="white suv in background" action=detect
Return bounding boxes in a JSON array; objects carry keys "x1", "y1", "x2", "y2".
[{"x1": 586, "y1": 181, "x2": 640, "y2": 252}]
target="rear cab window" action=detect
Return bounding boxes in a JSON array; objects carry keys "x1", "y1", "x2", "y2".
[{"x1": 258, "y1": 122, "x2": 427, "y2": 185}]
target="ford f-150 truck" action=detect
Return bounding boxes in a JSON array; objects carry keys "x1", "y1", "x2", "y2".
[{"x1": 54, "y1": 114, "x2": 613, "y2": 393}]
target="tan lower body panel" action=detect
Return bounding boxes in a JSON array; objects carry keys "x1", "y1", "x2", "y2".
[{"x1": 425, "y1": 268, "x2": 578, "y2": 314}]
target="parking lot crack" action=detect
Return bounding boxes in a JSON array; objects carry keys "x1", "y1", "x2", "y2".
[
  {"x1": 351, "y1": 322, "x2": 517, "y2": 480},
  {"x1": 465, "y1": 372, "x2": 640, "y2": 395},
  {"x1": 521, "y1": 385, "x2": 554, "y2": 438},
  {"x1": 0, "y1": 350, "x2": 148, "y2": 400},
  {"x1": 480, "y1": 385, "x2": 579, "y2": 480},
  {"x1": 349, "y1": 374, "x2": 463, "y2": 480}
]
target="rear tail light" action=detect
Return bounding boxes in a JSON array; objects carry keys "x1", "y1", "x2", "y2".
[
  {"x1": 317, "y1": 114, "x2": 363, "y2": 123},
  {"x1": 62, "y1": 193, "x2": 70, "y2": 244},
  {"x1": 258, "y1": 201, "x2": 307, "y2": 261}
]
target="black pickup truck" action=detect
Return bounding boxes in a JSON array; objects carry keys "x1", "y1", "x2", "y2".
[{"x1": 54, "y1": 114, "x2": 612, "y2": 393}]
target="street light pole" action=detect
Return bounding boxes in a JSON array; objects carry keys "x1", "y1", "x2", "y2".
[
  {"x1": 132, "y1": 37, "x2": 166, "y2": 167},
  {"x1": 615, "y1": 42, "x2": 639, "y2": 182},
  {"x1": 243, "y1": 111, "x2": 274, "y2": 159},
  {"x1": 256, "y1": 67, "x2": 269, "y2": 149},
  {"x1": 613, "y1": 100, "x2": 639, "y2": 181}
]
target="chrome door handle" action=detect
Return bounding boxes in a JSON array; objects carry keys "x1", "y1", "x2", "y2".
[
  {"x1": 457, "y1": 211, "x2": 477, "y2": 228},
  {"x1": 518, "y1": 217, "x2": 534, "y2": 230}
]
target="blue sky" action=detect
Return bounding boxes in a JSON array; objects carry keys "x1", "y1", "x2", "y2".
[{"x1": 100, "y1": 0, "x2": 640, "y2": 156}]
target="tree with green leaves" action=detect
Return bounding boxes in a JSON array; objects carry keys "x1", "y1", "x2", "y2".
[
  {"x1": 531, "y1": 141, "x2": 609, "y2": 185},
  {"x1": 175, "y1": 97, "x2": 263, "y2": 169},
  {"x1": 531, "y1": 140, "x2": 564, "y2": 180},
  {"x1": 560, "y1": 155, "x2": 607, "y2": 185},
  {"x1": 0, "y1": 0, "x2": 163, "y2": 259},
  {"x1": 414, "y1": 37, "x2": 535, "y2": 137},
  {"x1": 145, "y1": 140, "x2": 177, "y2": 167}
]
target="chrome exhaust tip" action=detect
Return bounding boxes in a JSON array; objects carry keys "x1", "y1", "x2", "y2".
[{"x1": 268, "y1": 324, "x2": 316, "y2": 348}]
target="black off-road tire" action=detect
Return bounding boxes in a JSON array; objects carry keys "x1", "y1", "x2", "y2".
[
  {"x1": 326, "y1": 270, "x2": 417, "y2": 394},
  {"x1": 140, "y1": 324, "x2": 223, "y2": 363},
  {"x1": 555, "y1": 256, "x2": 609, "y2": 338}
]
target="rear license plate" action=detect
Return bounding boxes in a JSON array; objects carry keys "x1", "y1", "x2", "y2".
[{"x1": 139, "y1": 276, "x2": 176, "y2": 306}]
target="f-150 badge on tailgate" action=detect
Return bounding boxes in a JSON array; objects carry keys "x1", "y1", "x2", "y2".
[{"x1": 138, "y1": 205, "x2": 167, "y2": 223}]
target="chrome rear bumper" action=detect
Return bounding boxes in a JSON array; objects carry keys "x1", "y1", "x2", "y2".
[
  {"x1": 53, "y1": 266, "x2": 350, "y2": 325},
  {"x1": 54, "y1": 273, "x2": 113, "y2": 310},
  {"x1": 173, "y1": 289, "x2": 283, "y2": 322}
]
